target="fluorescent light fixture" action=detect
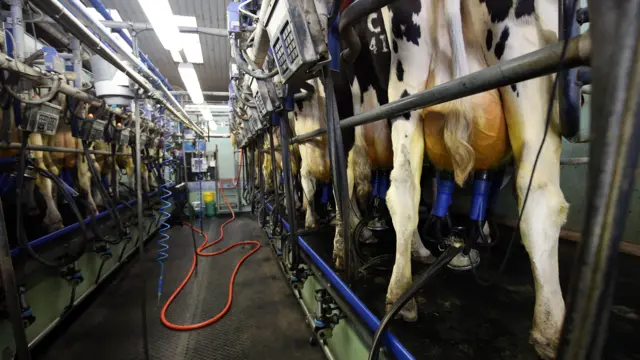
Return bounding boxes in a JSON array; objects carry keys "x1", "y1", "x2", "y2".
[
  {"x1": 200, "y1": 108, "x2": 213, "y2": 121},
  {"x1": 170, "y1": 50, "x2": 183, "y2": 63},
  {"x1": 178, "y1": 63, "x2": 204, "y2": 104},
  {"x1": 172, "y1": 16, "x2": 204, "y2": 64},
  {"x1": 137, "y1": 0, "x2": 183, "y2": 52}
]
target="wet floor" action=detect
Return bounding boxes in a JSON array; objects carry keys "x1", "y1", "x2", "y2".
[{"x1": 302, "y1": 223, "x2": 640, "y2": 360}]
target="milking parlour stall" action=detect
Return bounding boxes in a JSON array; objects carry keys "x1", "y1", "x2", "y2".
[{"x1": 0, "y1": 0, "x2": 638, "y2": 360}]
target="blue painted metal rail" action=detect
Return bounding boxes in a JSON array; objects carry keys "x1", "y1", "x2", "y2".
[
  {"x1": 10, "y1": 191, "x2": 158, "y2": 257},
  {"x1": 265, "y1": 202, "x2": 414, "y2": 360}
]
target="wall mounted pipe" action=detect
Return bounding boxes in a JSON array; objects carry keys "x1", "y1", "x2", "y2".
[
  {"x1": 10, "y1": 0, "x2": 25, "y2": 60},
  {"x1": 0, "y1": 143, "x2": 132, "y2": 155},
  {"x1": 265, "y1": 202, "x2": 414, "y2": 360},
  {"x1": 0, "y1": 52, "x2": 134, "y2": 121},
  {"x1": 34, "y1": 0, "x2": 205, "y2": 136},
  {"x1": 9, "y1": 192, "x2": 157, "y2": 257},
  {"x1": 291, "y1": 33, "x2": 590, "y2": 145},
  {"x1": 87, "y1": 0, "x2": 173, "y2": 91}
]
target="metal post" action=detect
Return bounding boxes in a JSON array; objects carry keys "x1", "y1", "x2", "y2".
[
  {"x1": 557, "y1": 1, "x2": 640, "y2": 359},
  {"x1": 268, "y1": 126, "x2": 280, "y2": 237},
  {"x1": 70, "y1": 38, "x2": 82, "y2": 89},
  {"x1": 131, "y1": 32, "x2": 150, "y2": 360},
  {"x1": 279, "y1": 114, "x2": 299, "y2": 269},
  {"x1": 322, "y1": 69, "x2": 354, "y2": 282},
  {"x1": 258, "y1": 134, "x2": 266, "y2": 226},
  {"x1": 10, "y1": 0, "x2": 24, "y2": 61},
  {"x1": 0, "y1": 199, "x2": 30, "y2": 359}
]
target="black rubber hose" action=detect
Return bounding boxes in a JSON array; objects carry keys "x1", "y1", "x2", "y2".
[
  {"x1": 368, "y1": 246, "x2": 463, "y2": 360},
  {"x1": 16, "y1": 135, "x2": 89, "y2": 267},
  {"x1": 82, "y1": 141, "x2": 125, "y2": 236}
]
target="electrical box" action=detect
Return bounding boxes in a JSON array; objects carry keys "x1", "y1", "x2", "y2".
[
  {"x1": 250, "y1": 77, "x2": 281, "y2": 119},
  {"x1": 115, "y1": 128, "x2": 130, "y2": 146},
  {"x1": 191, "y1": 156, "x2": 208, "y2": 173},
  {"x1": 42, "y1": 46, "x2": 65, "y2": 74},
  {"x1": 227, "y1": 2, "x2": 241, "y2": 33},
  {"x1": 264, "y1": 0, "x2": 330, "y2": 84},
  {"x1": 78, "y1": 118, "x2": 107, "y2": 142},
  {"x1": 22, "y1": 102, "x2": 61, "y2": 135}
]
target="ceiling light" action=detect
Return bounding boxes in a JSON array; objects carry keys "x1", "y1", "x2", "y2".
[
  {"x1": 170, "y1": 50, "x2": 183, "y2": 62},
  {"x1": 200, "y1": 108, "x2": 213, "y2": 121},
  {"x1": 172, "y1": 16, "x2": 204, "y2": 64},
  {"x1": 137, "y1": 0, "x2": 183, "y2": 52},
  {"x1": 178, "y1": 63, "x2": 204, "y2": 104}
]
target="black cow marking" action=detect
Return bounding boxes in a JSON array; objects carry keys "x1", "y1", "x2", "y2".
[
  {"x1": 389, "y1": 0, "x2": 422, "y2": 46},
  {"x1": 510, "y1": 84, "x2": 517, "y2": 93},
  {"x1": 295, "y1": 100, "x2": 305, "y2": 111},
  {"x1": 392, "y1": 39, "x2": 398, "y2": 53},
  {"x1": 480, "y1": 0, "x2": 512, "y2": 23},
  {"x1": 396, "y1": 60, "x2": 405, "y2": 82},
  {"x1": 486, "y1": 29, "x2": 493, "y2": 51},
  {"x1": 400, "y1": 90, "x2": 411, "y2": 119},
  {"x1": 494, "y1": 26, "x2": 510, "y2": 60},
  {"x1": 515, "y1": 0, "x2": 535, "y2": 18}
]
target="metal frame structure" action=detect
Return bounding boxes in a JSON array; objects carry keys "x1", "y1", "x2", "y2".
[
  {"x1": 248, "y1": 0, "x2": 640, "y2": 359},
  {"x1": 0, "y1": 2, "x2": 194, "y2": 358}
]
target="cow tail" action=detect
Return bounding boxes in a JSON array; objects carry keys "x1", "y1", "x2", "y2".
[{"x1": 443, "y1": 0, "x2": 474, "y2": 185}]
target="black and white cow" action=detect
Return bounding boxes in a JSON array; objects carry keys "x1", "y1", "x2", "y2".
[{"x1": 382, "y1": 0, "x2": 565, "y2": 358}]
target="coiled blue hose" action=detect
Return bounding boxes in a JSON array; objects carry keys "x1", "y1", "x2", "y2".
[{"x1": 157, "y1": 117, "x2": 173, "y2": 303}]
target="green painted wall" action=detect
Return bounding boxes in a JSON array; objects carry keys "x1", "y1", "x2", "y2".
[{"x1": 1, "y1": 209, "x2": 162, "y2": 357}]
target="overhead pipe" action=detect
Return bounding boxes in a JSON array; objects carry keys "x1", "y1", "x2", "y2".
[
  {"x1": 291, "y1": 33, "x2": 590, "y2": 145},
  {"x1": 34, "y1": 0, "x2": 205, "y2": 136},
  {"x1": 60, "y1": 0, "x2": 199, "y2": 129},
  {"x1": 87, "y1": 0, "x2": 173, "y2": 91},
  {"x1": 61, "y1": 0, "x2": 196, "y2": 124},
  {"x1": 100, "y1": 20, "x2": 228, "y2": 37},
  {"x1": 10, "y1": 0, "x2": 25, "y2": 60}
]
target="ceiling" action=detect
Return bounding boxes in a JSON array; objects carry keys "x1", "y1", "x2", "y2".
[{"x1": 88, "y1": 0, "x2": 232, "y2": 97}]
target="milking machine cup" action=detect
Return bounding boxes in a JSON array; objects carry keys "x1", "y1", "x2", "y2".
[
  {"x1": 21, "y1": 101, "x2": 62, "y2": 135},
  {"x1": 264, "y1": 0, "x2": 330, "y2": 84}
]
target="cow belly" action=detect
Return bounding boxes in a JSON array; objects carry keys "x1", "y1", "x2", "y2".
[
  {"x1": 423, "y1": 90, "x2": 509, "y2": 171},
  {"x1": 362, "y1": 122, "x2": 393, "y2": 169},
  {"x1": 300, "y1": 143, "x2": 331, "y2": 183}
]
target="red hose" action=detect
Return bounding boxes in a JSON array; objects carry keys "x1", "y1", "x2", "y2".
[{"x1": 160, "y1": 183, "x2": 261, "y2": 330}]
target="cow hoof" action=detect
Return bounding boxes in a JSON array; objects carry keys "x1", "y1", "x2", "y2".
[
  {"x1": 386, "y1": 298, "x2": 418, "y2": 322},
  {"x1": 333, "y1": 254, "x2": 344, "y2": 270},
  {"x1": 413, "y1": 252, "x2": 437, "y2": 265},
  {"x1": 530, "y1": 330, "x2": 558, "y2": 360},
  {"x1": 305, "y1": 220, "x2": 318, "y2": 229},
  {"x1": 412, "y1": 246, "x2": 436, "y2": 264}
]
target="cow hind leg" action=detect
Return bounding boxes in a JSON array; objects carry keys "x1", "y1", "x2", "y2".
[
  {"x1": 36, "y1": 176, "x2": 64, "y2": 231},
  {"x1": 300, "y1": 163, "x2": 318, "y2": 229},
  {"x1": 347, "y1": 145, "x2": 375, "y2": 243},
  {"x1": 482, "y1": 11, "x2": 567, "y2": 359}
]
